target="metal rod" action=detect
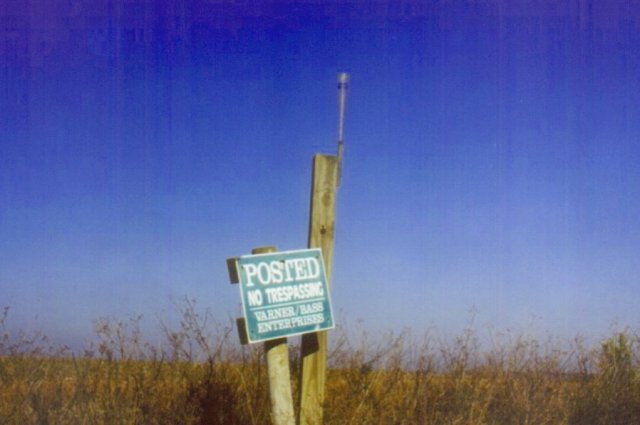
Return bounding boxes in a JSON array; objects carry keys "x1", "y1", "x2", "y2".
[
  {"x1": 336, "y1": 73, "x2": 349, "y2": 186},
  {"x1": 337, "y1": 73, "x2": 349, "y2": 144}
]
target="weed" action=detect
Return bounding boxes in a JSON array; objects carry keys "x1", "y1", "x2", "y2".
[{"x1": 0, "y1": 303, "x2": 638, "y2": 424}]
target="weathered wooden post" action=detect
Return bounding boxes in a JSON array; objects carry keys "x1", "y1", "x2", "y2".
[
  {"x1": 253, "y1": 246, "x2": 296, "y2": 425},
  {"x1": 228, "y1": 246, "x2": 296, "y2": 425},
  {"x1": 299, "y1": 73, "x2": 349, "y2": 425}
]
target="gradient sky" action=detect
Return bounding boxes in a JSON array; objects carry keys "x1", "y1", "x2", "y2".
[{"x1": 2, "y1": 0, "x2": 640, "y2": 349}]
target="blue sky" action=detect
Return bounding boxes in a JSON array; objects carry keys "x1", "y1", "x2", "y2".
[{"x1": 2, "y1": 1, "x2": 640, "y2": 348}]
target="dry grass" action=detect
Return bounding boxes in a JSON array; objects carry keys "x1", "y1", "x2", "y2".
[{"x1": 1, "y1": 303, "x2": 639, "y2": 424}]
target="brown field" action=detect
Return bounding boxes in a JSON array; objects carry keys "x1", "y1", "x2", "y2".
[{"x1": 1, "y1": 302, "x2": 639, "y2": 425}]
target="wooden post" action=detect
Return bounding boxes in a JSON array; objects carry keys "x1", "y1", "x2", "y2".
[
  {"x1": 252, "y1": 246, "x2": 296, "y2": 425},
  {"x1": 299, "y1": 154, "x2": 339, "y2": 425}
]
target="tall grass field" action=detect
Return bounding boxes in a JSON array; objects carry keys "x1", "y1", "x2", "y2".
[{"x1": 1, "y1": 302, "x2": 639, "y2": 424}]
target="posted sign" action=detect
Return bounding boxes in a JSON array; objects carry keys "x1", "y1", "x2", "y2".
[{"x1": 229, "y1": 248, "x2": 334, "y2": 343}]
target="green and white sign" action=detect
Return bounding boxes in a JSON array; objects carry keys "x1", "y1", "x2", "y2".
[{"x1": 232, "y1": 248, "x2": 334, "y2": 344}]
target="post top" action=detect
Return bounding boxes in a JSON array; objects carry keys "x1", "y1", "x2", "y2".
[{"x1": 252, "y1": 246, "x2": 277, "y2": 255}]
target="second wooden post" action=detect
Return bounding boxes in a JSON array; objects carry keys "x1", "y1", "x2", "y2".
[{"x1": 298, "y1": 154, "x2": 339, "y2": 425}]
